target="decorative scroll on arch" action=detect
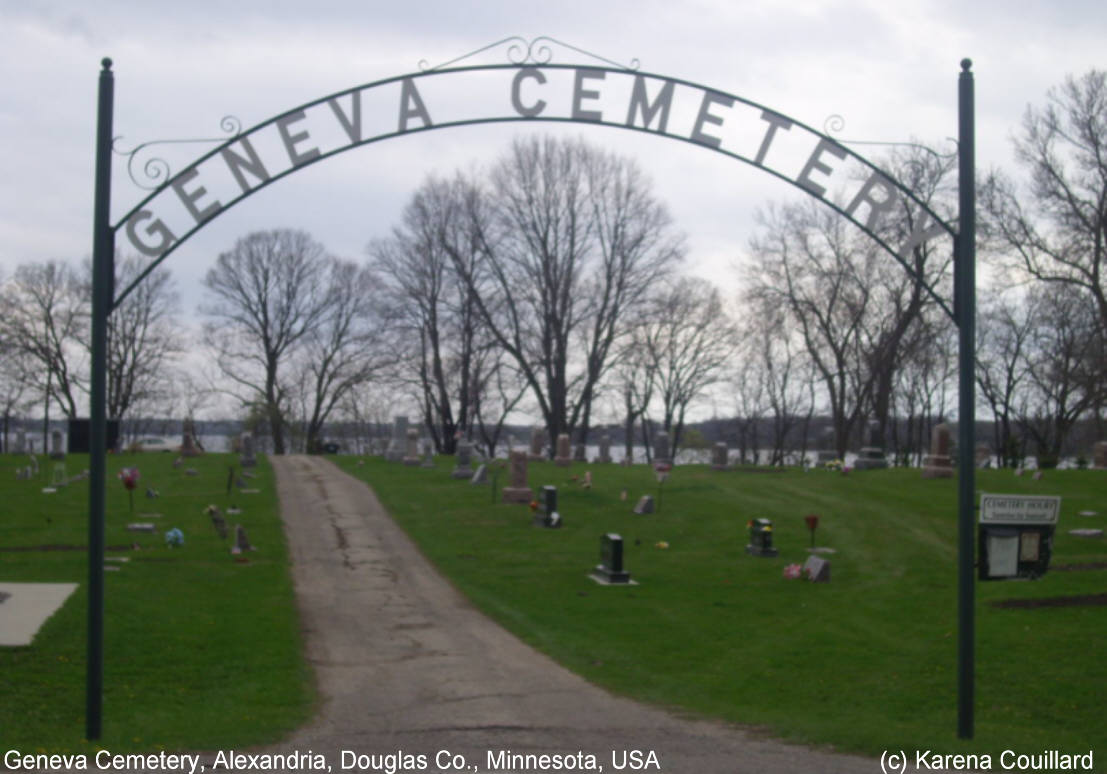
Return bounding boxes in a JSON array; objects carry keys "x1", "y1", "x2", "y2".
[{"x1": 109, "y1": 39, "x2": 958, "y2": 320}]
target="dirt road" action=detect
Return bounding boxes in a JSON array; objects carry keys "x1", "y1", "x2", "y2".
[{"x1": 254, "y1": 455, "x2": 876, "y2": 774}]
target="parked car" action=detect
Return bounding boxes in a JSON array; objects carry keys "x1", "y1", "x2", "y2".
[{"x1": 128, "y1": 437, "x2": 178, "y2": 453}]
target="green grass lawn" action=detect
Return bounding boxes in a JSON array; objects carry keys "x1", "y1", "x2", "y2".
[
  {"x1": 333, "y1": 455, "x2": 1106, "y2": 762},
  {"x1": 0, "y1": 452, "x2": 313, "y2": 753}
]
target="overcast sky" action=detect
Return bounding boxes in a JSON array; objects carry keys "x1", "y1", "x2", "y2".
[{"x1": 1, "y1": 0, "x2": 1104, "y2": 315}]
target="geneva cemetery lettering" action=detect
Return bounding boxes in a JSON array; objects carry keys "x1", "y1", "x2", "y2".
[{"x1": 120, "y1": 65, "x2": 950, "y2": 274}]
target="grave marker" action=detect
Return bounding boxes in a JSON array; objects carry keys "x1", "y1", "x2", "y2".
[
  {"x1": 554, "y1": 433, "x2": 571, "y2": 467},
  {"x1": 534, "y1": 485, "x2": 562, "y2": 528},
  {"x1": 590, "y1": 533, "x2": 632, "y2": 584},
  {"x1": 598, "y1": 433, "x2": 612, "y2": 464},
  {"x1": 1093, "y1": 441, "x2": 1107, "y2": 470},
  {"x1": 854, "y1": 421, "x2": 888, "y2": 470},
  {"x1": 528, "y1": 427, "x2": 547, "y2": 461},
  {"x1": 239, "y1": 432, "x2": 257, "y2": 467},
  {"x1": 711, "y1": 442, "x2": 728, "y2": 471},
  {"x1": 802, "y1": 554, "x2": 831, "y2": 582},
  {"x1": 653, "y1": 431, "x2": 671, "y2": 467},
  {"x1": 233, "y1": 524, "x2": 254, "y2": 553},
  {"x1": 403, "y1": 428, "x2": 420, "y2": 466},
  {"x1": 453, "y1": 440, "x2": 474, "y2": 479},
  {"x1": 746, "y1": 518, "x2": 779, "y2": 557},
  {"x1": 501, "y1": 450, "x2": 533, "y2": 504},
  {"x1": 387, "y1": 416, "x2": 408, "y2": 462},
  {"x1": 922, "y1": 423, "x2": 954, "y2": 478}
]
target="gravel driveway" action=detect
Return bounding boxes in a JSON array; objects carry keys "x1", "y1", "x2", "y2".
[{"x1": 246, "y1": 455, "x2": 877, "y2": 774}]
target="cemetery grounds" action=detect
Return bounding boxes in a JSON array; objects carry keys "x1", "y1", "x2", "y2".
[{"x1": 0, "y1": 451, "x2": 1103, "y2": 765}]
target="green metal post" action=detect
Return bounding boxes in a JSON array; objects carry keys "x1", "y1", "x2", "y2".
[
  {"x1": 88, "y1": 57, "x2": 115, "y2": 741},
  {"x1": 956, "y1": 58, "x2": 976, "y2": 740}
]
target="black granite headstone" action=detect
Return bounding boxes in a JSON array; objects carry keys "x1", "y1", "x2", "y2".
[{"x1": 593, "y1": 533, "x2": 631, "y2": 583}]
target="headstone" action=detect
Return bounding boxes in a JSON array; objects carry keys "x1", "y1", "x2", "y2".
[
  {"x1": 470, "y1": 463, "x2": 488, "y2": 485},
  {"x1": 421, "y1": 439, "x2": 436, "y2": 469},
  {"x1": 853, "y1": 421, "x2": 888, "y2": 470},
  {"x1": 14, "y1": 428, "x2": 26, "y2": 454},
  {"x1": 534, "y1": 485, "x2": 562, "y2": 528},
  {"x1": 28, "y1": 454, "x2": 38, "y2": 475},
  {"x1": 528, "y1": 427, "x2": 547, "y2": 461},
  {"x1": 573, "y1": 442, "x2": 586, "y2": 462},
  {"x1": 922, "y1": 423, "x2": 954, "y2": 478},
  {"x1": 1069, "y1": 528, "x2": 1103, "y2": 538},
  {"x1": 554, "y1": 433, "x2": 571, "y2": 467},
  {"x1": 1094, "y1": 441, "x2": 1107, "y2": 470},
  {"x1": 746, "y1": 518, "x2": 779, "y2": 557},
  {"x1": 49, "y1": 430, "x2": 65, "y2": 460},
  {"x1": 207, "y1": 506, "x2": 228, "y2": 539},
  {"x1": 239, "y1": 432, "x2": 257, "y2": 467},
  {"x1": 633, "y1": 495, "x2": 654, "y2": 515},
  {"x1": 582, "y1": 470, "x2": 592, "y2": 489},
  {"x1": 802, "y1": 554, "x2": 831, "y2": 582},
  {"x1": 233, "y1": 524, "x2": 254, "y2": 553},
  {"x1": 501, "y1": 450, "x2": 533, "y2": 504},
  {"x1": 453, "y1": 440, "x2": 474, "y2": 479},
  {"x1": 51, "y1": 463, "x2": 67, "y2": 487},
  {"x1": 126, "y1": 523, "x2": 157, "y2": 533},
  {"x1": 711, "y1": 442, "x2": 728, "y2": 471},
  {"x1": 598, "y1": 433, "x2": 612, "y2": 464},
  {"x1": 653, "y1": 432, "x2": 671, "y2": 467},
  {"x1": 387, "y1": 416, "x2": 408, "y2": 462},
  {"x1": 590, "y1": 533, "x2": 632, "y2": 584},
  {"x1": 403, "y1": 428, "x2": 420, "y2": 466}
]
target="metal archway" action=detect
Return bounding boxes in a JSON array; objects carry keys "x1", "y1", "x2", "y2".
[{"x1": 87, "y1": 41, "x2": 976, "y2": 740}]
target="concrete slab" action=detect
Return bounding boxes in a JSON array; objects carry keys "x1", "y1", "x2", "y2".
[{"x1": 0, "y1": 582, "x2": 78, "y2": 646}]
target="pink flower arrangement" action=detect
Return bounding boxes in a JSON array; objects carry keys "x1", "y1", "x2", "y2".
[
  {"x1": 118, "y1": 467, "x2": 140, "y2": 490},
  {"x1": 783, "y1": 563, "x2": 802, "y2": 579},
  {"x1": 118, "y1": 467, "x2": 140, "y2": 515}
]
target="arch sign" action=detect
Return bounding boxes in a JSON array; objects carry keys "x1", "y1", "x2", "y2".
[{"x1": 86, "y1": 37, "x2": 977, "y2": 740}]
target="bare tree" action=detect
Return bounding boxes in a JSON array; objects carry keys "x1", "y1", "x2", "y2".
[
  {"x1": 201, "y1": 229, "x2": 334, "y2": 454},
  {"x1": 84, "y1": 254, "x2": 183, "y2": 435},
  {"x1": 983, "y1": 70, "x2": 1107, "y2": 331},
  {"x1": 1015, "y1": 283, "x2": 1105, "y2": 466},
  {"x1": 608, "y1": 332, "x2": 656, "y2": 465},
  {"x1": 0, "y1": 260, "x2": 88, "y2": 431},
  {"x1": 292, "y1": 260, "x2": 393, "y2": 453},
  {"x1": 743, "y1": 142, "x2": 954, "y2": 458},
  {"x1": 444, "y1": 135, "x2": 681, "y2": 455},
  {"x1": 976, "y1": 288, "x2": 1035, "y2": 466},
  {"x1": 745, "y1": 201, "x2": 873, "y2": 458},
  {"x1": 371, "y1": 174, "x2": 490, "y2": 453},
  {"x1": 739, "y1": 301, "x2": 816, "y2": 466},
  {"x1": 640, "y1": 277, "x2": 737, "y2": 456}
]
